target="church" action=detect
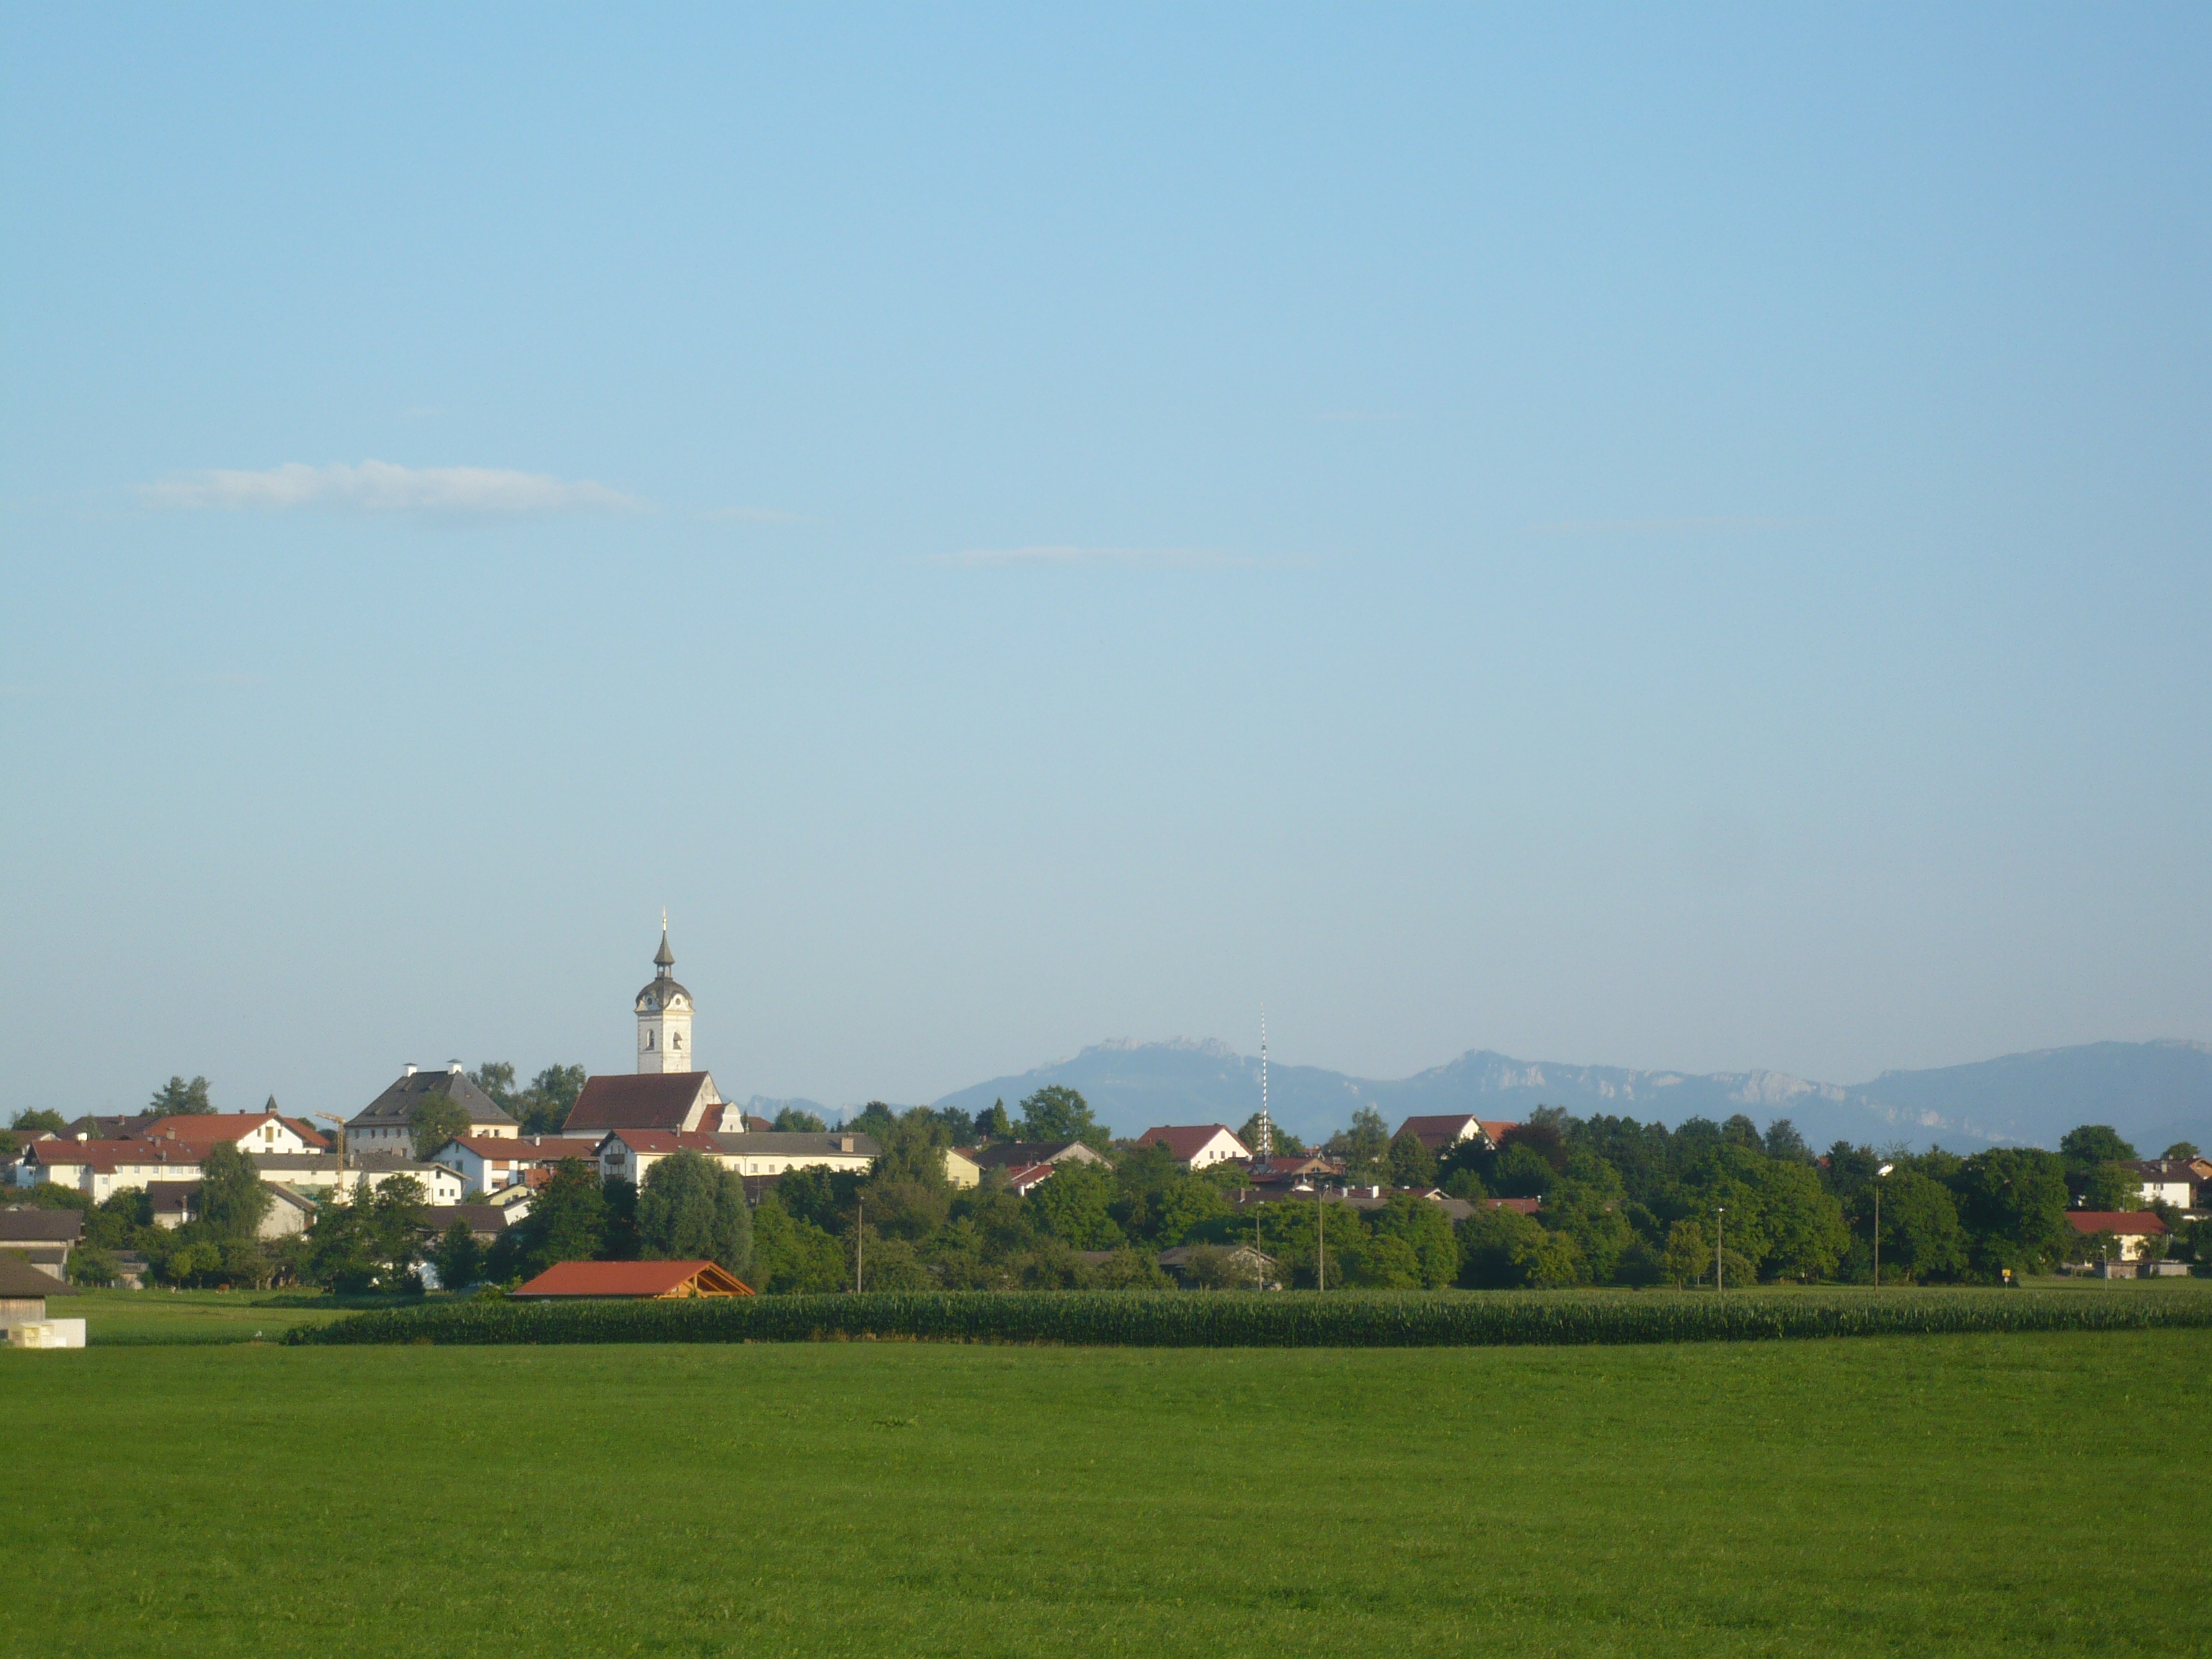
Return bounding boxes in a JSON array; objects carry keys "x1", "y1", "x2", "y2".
[
  {"x1": 562, "y1": 922, "x2": 881, "y2": 1184},
  {"x1": 561, "y1": 922, "x2": 760, "y2": 1138}
]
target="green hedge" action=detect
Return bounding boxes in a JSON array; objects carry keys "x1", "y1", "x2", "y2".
[{"x1": 290, "y1": 1287, "x2": 2212, "y2": 1349}]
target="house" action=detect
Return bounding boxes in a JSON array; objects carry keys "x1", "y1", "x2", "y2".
[
  {"x1": 485, "y1": 1182, "x2": 538, "y2": 1218},
  {"x1": 1134, "y1": 1125, "x2": 1251, "y2": 1169},
  {"x1": 17, "y1": 1138, "x2": 206, "y2": 1202},
  {"x1": 2064, "y1": 1210, "x2": 2169, "y2": 1265},
  {"x1": 511, "y1": 1259, "x2": 754, "y2": 1299},
  {"x1": 62, "y1": 1113, "x2": 162, "y2": 1140},
  {"x1": 145, "y1": 1180, "x2": 320, "y2": 1238},
  {"x1": 595, "y1": 1129, "x2": 879, "y2": 1189},
  {"x1": 943, "y1": 1146, "x2": 983, "y2": 1189},
  {"x1": 999, "y1": 1162, "x2": 1060, "y2": 1196},
  {"x1": 1394, "y1": 1115, "x2": 1517, "y2": 1155},
  {"x1": 346, "y1": 1062, "x2": 518, "y2": 1158},
  {"x1": 1482, "y1": 1197, "x2": 1543, "y2": 1216},
  {"x1": 247, "y1": 1152, "x2": 347, "y2": 1192},
  {"x1": 420, "y1": 1205, "x2": 508, "y2": 1244},
  {"x1": 431, "y1": 1135, "x2": 606, "y2": 1195},
  {"x1": 133, "y1": 1105, "x2": 328, "y2": 1156},
  {"x1": 1222, "y1": 1184, "x2": 1478, "y2": 1221},
  {"x1": 2125, "y1": 1160, "x2": 2201, "y2": 1210},
  {"x1": 960, "y1": 1141, "x2": 1113, "y2": 1174},
  {"x1": 1335, "y1": 1185, "x2": 1477, "y2": 1222},
  {"x1": 346, "y1": 1154, "x2": 468, "y2": 1205},
  {"x1": 1158, "y1": 1243, "x2": 1280, "y2": 1288},
  {"x1": 0, "y1": 1209, "x2": 81, "y2": 1280},
  {"x1": 0, "y1": 1252, "x2": 83, "y2": 1346},
  {"x1": 1244, "y1": 1153, "x2": 1344, "y2": 1189}
]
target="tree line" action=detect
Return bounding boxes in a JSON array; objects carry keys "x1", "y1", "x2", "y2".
[{"x1": 8, "y1": 1089, "x2": 2203, "y2": 1294}]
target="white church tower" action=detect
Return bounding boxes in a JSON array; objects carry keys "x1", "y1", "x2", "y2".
[{"x1": 635, "y1": 917, "x2": 694, "y2": 1074}]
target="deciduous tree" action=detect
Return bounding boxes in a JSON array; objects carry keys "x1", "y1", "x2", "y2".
[
  {"x1": 1017, "y1": 1086, "x2": 1104, "y2": 1148},
  {"x1": 637, "y1": 1150, "x2": 753, "y2": 1273},
  {"x1": 197, "y1": 1142, "x2": 273, "y2": 1241},
  {"x1": 1386, "y1": 1129, "x2": 1438, "y2": 1189},
  {"x1": 410, "y1": 1093, "x2": 473, "y2": 1160}
]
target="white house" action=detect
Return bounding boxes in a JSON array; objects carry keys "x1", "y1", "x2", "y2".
[
  {"x1": 1134, "y1": 1124, "x2": 1251, "y2": 1169},
  {"x1": 346, "y1": 1154, "x2": 467, "y2": 1205},
  {"x1": 132, "y1": 1107, "x2": 328, "y2": 1157},
  {"x1": 2064, "y1": 1210, "x2": 2170, "y2": 1264},
  {"x1": 1394, "y1": 1115, "x2": 1518, "y2": 1154},
  {"x1": 2127, "y1": 1160, "x2": 2200, "y2": 1210},
  {"x1": 346, "y1": 1063, "x2": 518, "y2": 1158},
  {"x1": 17, "y1": 1139, "x2": 206, "y2": 1202},
  {"x1": 147, "y1": 1180, "x2": 320, "y2": 1238},
  {"x1": 597, "y1": 1129, "x2": 879, "y2": 1189},
  {"x1": 431, "y1": 1135, "x2": 606, "y2": 1195}
]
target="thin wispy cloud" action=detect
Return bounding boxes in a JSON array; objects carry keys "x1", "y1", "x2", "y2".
[
  {"x1": 936, "y1": 544, "x2": 1264, "y2": 570},
  {"x1": 138, "y1": 461, "x2": 641, "y2": 515},
  {"x1": 1528, "y1": 516, "x2": 1804, "y2": 535}
]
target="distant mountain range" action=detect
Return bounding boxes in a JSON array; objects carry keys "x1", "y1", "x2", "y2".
[{"x1": 926, "y1": 1038, "x2": 2212, "y2": 1155}]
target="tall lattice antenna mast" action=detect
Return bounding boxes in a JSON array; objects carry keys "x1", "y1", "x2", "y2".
[{"x1": 1257, "y1": 1010, "x2": 1274, "y2": 1159}]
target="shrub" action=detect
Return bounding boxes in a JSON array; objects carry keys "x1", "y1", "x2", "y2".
[{"x1": 292, "y1": 1287, "x2": 2212, "y2": 1350}]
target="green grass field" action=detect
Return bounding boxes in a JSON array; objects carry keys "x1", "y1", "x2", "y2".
[
  {"x1": 9, "y1": 1328, "x2": 2208, "y2": 1657},
  {"x1": 51, "y1": 1287, "x2": 433, "y2": 1344}
]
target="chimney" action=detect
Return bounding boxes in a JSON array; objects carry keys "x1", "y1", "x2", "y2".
[
  {"x1": 448, "y1": 1060, "x2": 463, "y2": 1075},
  {"x1": 403, "y1": 1064, "x2": 418, "y2": 1078}
]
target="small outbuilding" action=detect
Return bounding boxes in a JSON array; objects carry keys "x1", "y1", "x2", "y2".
[
  {"x1": 511, "y1": 1259, "x2": 754, "y2": 1299},
  {"x1": 0, "y1": 1210, "x2": 82, "y2": 1280},
  {"x1": 1, "y1": 1251, "x2": 83, "y2": 1346}
]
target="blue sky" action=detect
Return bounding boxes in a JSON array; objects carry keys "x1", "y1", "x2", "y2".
[{"x1": 3, "y1": 5, "x2": 2208, "y2": 1123}]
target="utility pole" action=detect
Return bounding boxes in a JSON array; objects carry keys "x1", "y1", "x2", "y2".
[
  {"x1": 855, "y1": 1197, "x2": 864, "y2": 1294},
  {"x1": 1316, "y1": 1184, "x2": 1326, "y2": 1292},
  {"x1": 1873, "y1": 1164, "x2": 1894, "y2": 1292},
  {"x1": 1715, "y1": 1207, "x2": 1725, "y2": 1292}
]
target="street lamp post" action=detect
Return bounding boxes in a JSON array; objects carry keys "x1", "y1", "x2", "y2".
[
  {"x1": 855, "y1": 1197, "x2": 865, "y2": 1295},
  {"x1": 1873, "y1": 1164, "x2": 1894, "y2": 1291},
  {"x1": 1715, "y1": 1206, "x2": 1726, "y2": 1292},
  {"x1": 1316, "y1": 1182, "x2": 1326, "y2": 1292}
]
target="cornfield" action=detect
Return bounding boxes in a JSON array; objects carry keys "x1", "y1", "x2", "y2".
[{"x1": 292, "y1": 1286, "x2": 2212, "y2": 1348}]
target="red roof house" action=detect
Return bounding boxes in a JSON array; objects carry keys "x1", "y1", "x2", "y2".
[
  {"x1": 511, "y1": 1259, "x2": 755, "y2": 1299},
  {"x1": 1133, "y1": 1125, "x2": 1251, "y2": 1169},
  {"x1": 1395, "y1": 1115, "x2": 1516, "y2": 1154},
  {"x1": 2064, "y1": 1211, "x2": 2169, "y2": 1263},
  {"x1": 134, "y1": 1111, "x2": 329, "y2": 1152}
]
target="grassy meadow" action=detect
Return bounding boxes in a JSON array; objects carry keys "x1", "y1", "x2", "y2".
[{"x1": 9, "y1": 1326, "x2": 2210, "y2": 1658}]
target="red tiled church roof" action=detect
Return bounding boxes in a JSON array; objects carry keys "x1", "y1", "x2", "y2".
[{"x1": 562, "y1": 1074, "x2": 718, "y2": 1134}]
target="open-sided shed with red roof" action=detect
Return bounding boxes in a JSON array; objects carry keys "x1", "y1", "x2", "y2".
[{"x1": 511, "y1": 1259, "x2": 754, "y2": 1299}]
